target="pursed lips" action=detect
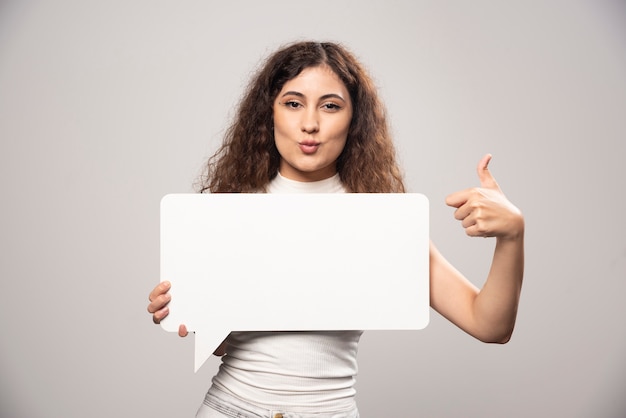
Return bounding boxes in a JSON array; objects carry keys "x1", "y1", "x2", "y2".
[{"x1": 298, "y1": 140, "x2": 320, "y2": 154}]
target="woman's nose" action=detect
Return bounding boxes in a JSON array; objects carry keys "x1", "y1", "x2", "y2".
[{"x1": 301, "y1": 110, "x2": 319, "y2": 133}]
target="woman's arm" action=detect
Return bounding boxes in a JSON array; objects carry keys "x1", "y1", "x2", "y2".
[{"x1": 429, "y1": 154, "x2": 524, "y2": 343}]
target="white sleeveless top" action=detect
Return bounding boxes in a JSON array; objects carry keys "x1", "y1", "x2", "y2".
[{"x1": 210, "y1": 173, "x2": 363, "y2": 411}]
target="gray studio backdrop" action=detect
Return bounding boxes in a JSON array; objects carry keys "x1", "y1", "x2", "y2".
[{"x1": 1, "y1": 1, "x2": 625, "y2": 417}]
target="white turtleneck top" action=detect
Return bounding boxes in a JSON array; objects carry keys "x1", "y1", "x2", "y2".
[{"x1": 210, "y1": 173, "x2": 363, "y2": 412}]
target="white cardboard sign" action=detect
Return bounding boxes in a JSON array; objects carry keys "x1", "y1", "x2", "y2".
[{"x1": 160, "y1": 193, "x2": 430, "y2": 371}]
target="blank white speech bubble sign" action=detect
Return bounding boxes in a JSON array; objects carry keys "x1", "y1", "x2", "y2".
[{"x1": 160, "y1": 193, "x2": 429, "y2": 372}]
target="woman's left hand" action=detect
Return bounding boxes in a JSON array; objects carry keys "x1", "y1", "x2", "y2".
[{"x1": 445, "y1": 154, "x2": 524, "y2": 240}]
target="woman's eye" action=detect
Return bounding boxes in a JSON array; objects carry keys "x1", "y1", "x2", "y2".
[
  {"x1": 285, "y1": 101, "x2": 301, "y2": 108},
  {"x1": 322, "y1": 103, "x2": 341, "y2": 111}
]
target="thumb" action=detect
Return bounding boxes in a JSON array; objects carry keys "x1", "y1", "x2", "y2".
[{"x1": 477, "y1": 153, "x2": 501, "y2": 191}]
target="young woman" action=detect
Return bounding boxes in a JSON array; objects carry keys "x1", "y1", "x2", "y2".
[{"x1": 147, "y1": 41, "x2": 524, "y2": 418}]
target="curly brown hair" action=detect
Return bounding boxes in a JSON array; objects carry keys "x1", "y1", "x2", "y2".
[{"x1": 197, "y1": 41, "x2": 405, "y2": 193}]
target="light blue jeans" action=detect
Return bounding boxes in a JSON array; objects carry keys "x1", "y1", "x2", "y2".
[{"x1": 196, "y1": 387, "x2": 360, "y2": 418}]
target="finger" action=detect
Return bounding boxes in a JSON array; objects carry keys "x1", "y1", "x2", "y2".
[
  {"x1": 464, "y1": 222, "x2": 494, "y2": 238},
  {"x1": 464, "y1": 224, "x2": 484, "y2": 237},
  {"x1": 147, "y1": 292, "x2": 171, "y2": 314},
  {"x1": 454, "y1": 201, "x2": 474, "y2": 222},
  {"x1": 152, "y1": 306, "x2": 169, "y2": 324},
  {"x1": 461, "y1": 210, "x2": 479, "y2": 229},
  {"x1": 445, "y1": 190, "x2": 469, "y2": 209},
  {"x1": 476, "y1": 153, "x2": 501, "y2": 191},
  {"x1": 148, "y1": 281, "x2": 171, "y2": 302},
  {"x1": 178, "y1": 324, "x2": 189, "y2": 338}
]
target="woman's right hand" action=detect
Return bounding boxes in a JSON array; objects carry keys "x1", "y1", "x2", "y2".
[{"x1": 147, "y1": 281, "x2": 189, "y2": 337}]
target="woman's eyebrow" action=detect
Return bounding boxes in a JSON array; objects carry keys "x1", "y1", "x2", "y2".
[
  {"x1": 280, "y1": 91, "x2": 347, "y2": 103},
  {"x1": 280, "y1": 90, "x2": 304, "y2": 98},
  {"x1": 319, "y1": 93, "x2": 347, "y2": 103}
]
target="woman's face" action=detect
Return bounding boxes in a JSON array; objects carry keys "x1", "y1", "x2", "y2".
[{"x1": 273, "y1": 65, "x2": 353, "y2": 182}]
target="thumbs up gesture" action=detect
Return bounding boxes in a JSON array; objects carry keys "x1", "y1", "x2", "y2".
[{"x1": 445, "y1": 154, "x2": 524, "y2": 240}]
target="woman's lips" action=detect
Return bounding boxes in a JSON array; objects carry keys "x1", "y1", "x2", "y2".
[{"x1": 298, "y1": 141, "x2": 320, "y2": 154}]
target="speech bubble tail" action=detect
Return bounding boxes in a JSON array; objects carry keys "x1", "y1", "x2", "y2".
[{"x1": 194, "y1": 331, "x2": 228, "y2": 373}]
